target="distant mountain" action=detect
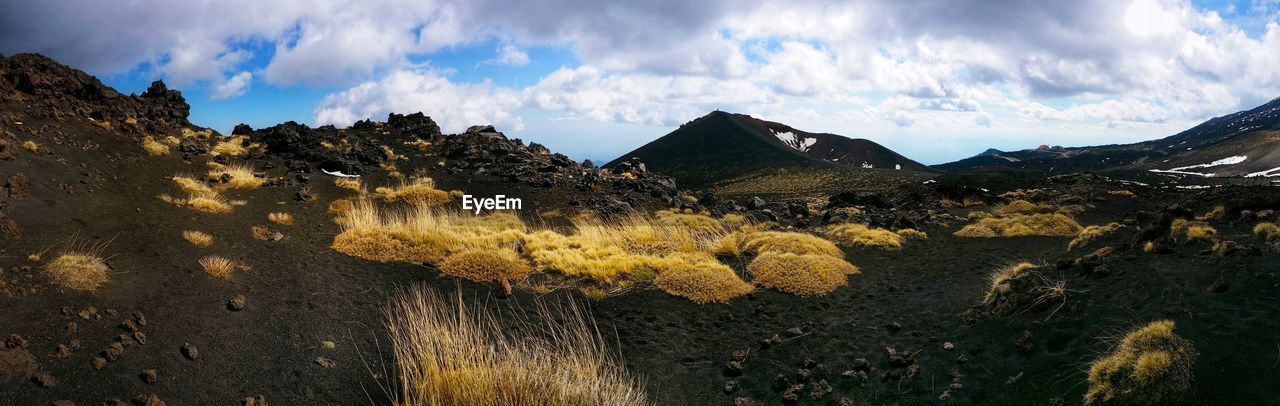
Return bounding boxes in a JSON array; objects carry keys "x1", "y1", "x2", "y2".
[
  {"x1": 936, "y1": 97, "x2": 1280, "y2": 179},
  {"x1": 606, "y1": 111, "x2": 933, "y2": 189}
]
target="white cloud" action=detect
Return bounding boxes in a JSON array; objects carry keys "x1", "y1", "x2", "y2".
[
  {"x1": 211, "y1": 71, "x2": 253, "y2": 99},
  {"x1": 488, "y1": 43, "x2": 530, "y2": 66},
  {"x1": 314, "y1": 69, "x2": 524, "y2": 132}
]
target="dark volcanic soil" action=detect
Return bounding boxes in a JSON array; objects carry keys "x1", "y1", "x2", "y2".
[{"x1": 1, "y1": 53, "x2": 1280, "y2": 406}]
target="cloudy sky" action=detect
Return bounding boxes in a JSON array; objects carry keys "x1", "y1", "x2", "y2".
[{"x1": 3, "y1": 0, "x2": 1279, "y2": 164}]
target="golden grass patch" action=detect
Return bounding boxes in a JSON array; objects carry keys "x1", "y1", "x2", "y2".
[
  {"x1": 22, "y1": 140, "x2": 40, "y2": 153},
  {"x1": 207, "y1": 163, "x2": 263, "y2": 189},
  {"x1": 199, "y1": 255, "x2": 248, "y2": 279},
  {"x1": 1085, "y1": 320, "x2": 1196, "y2": 405},
  {"x1": 1253, "y1": 222, "x2": 1279, "y2": 241},
  {"x1": 747, "y1": 251, "x2": 859, "y2": 296},
  {"x1": 654, "y1": 210, "x2": 723, "y2": 234},
  {"x1": 209, "y1": 135, "x2": 252, "y2": 157},
  {"x1": 1195, "y1": 205, "x2": 1226, "y2": 221},
  {"x1": 896, "y1": 228, "x2": 928, "y2": 239},
  {"x1": 955, "y1": 213, "x2": 1083, "y2": 238},
  {"x1": 332, "y1": 200, "x2": 526, "y2": 264},
  {"x1": 653, "y1": 254, "x2": 753, "y2": 304},
  {"x1": 182, "y1": 230, "x2": 214, "y2": 246},
  {"x1": 334, "y1": 178, "x2": 362, "y2": 192},
  {"x1": 268, "y1": 212, "x2": 294, "y2": 225},
  {"x1": 45, "y1": 253, "x2": 109, "y2": 291},
  {"x1": 1170, "y1": 219, "x2": 1216, "y2": 241},
  {"x1": 741, "y1": 231, "x2": 842, "y2": 257},
  {"x1": 385, "y1": 287, "x2": 649, "y2": 406},
  {"x1": 1108, "y1": 190, "x2": 1136, "y2": 197},
  {"x1": 439, "y1": 249, "x2": 532, "y2": 284},
  {"x1": 91, "y1": 120, "x2": 111, "y2": 130},
  {"x1": 981, "y1": 262, "x2": 1036, "y2": 305},
  {"x1": 140, "y1": 136, "x2": 170, "y2": 156},
  {"x1": 374, "y1": 177, "x2": 451, "y2": 206},
  {"x1": 996, "y1": 199, "x2": 1057, "y2": 216},
  {"x1": 821, "y1": 223, "x2": 904, "y2": 249},
  {"x1": 328, "y1": 199, "x2": 354, "y2": 216},
  {"x1": 1069, "y1": 223, "x2": 1125, "y2": 251},
  {"x1": 186, "y1": 195, "x2": 234, "y2": 213}
]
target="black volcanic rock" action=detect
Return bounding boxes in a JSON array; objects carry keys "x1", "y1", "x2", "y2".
[{"x1": 606, "y1": 111, "x2": 934, "y2": 188}]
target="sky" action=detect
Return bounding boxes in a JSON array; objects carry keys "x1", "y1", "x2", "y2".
[{"x1": 2, "y1": 0, "x2": 1279, "y2": 165}]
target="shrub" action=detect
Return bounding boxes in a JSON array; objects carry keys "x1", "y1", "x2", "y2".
[
  {"x1": 1085, "y1": 320, "x2": 1196, "y2": 405},
  {"x1": 375, "y1": 177, "x2": 451, "y2": 206},
  {"x1": 182, "y1": 230, "x2": 214, "y2": 246},
  {"x1": 652, "y1": 253, "x2": 753, "y2": 304},
  {"x1": 199, "y1": 255, "x2": 247, "y2": 279},
  {"x1": 747, "y1": 251, "x2": 859, "y2": 296},
  {"x1": 439, "y1": 249, "x2": 532, "y2": 285},
  {"x1": 1069, "y1": 223, "x2": 1125, "y2": 251},
  {"x1": 741, "y1": 231, "x2": 843, "y2": 257},
  {"x1": 207, "y1": 163, "x2": 263, "y2": 189},
  {"x1": 45, "y1": 253, "x2": 109, "y2": 291},
  {"x1": 1253, "y1": 222, "x2": 1279, "y2": 241},
  {"x1": 385, "y1": 287, "x2": 649, "y2": 406},
  {"x1": 268, "y1": 212, "x2": 294, "y2": 226},
  {"x1": 954, "y1": 213, "x2": 1083, "y2": 238},
  {"x1": 141, "y1": 136, "x2": 170, "y2": 156},
  {"x1": 821, "y1": 223, "x2": 904, "y2": 249}
]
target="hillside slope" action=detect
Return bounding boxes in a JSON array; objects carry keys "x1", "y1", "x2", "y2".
[{"x1": 606, "y1": 111, "x2": 933, "y2": 191}]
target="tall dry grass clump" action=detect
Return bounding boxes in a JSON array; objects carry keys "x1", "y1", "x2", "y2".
[
  {"x1": 207, "y1": 163, "x2": 263, "y2": 189},
  {"x1": 955, "y1": 213, "x2": 1083, "y2": 237},
  {"x1": 375, "y1": 177, "x2": 452, "y2": 206},
  {"x1": 45, "y1": 253, "x2": 110, "y2": 291},
  {"x1": 981, "y1": 262, "x2": 1037, "y2": 305},
  {"x1": 747, "y1": 251, "x2": 859, "y2": 296},
  {"x1": 140, "y1": 136, "x2": 170, "y2": 156},
  {"x1": 1085, "y1": 320, "x2": 1196, "y2": 405},
  {"x1": 199, "y1": 255, "x2": 248, "y2": 279},
  {"x1": 164, "y1": 175, "x2": 235, "y2": 213},
  {"x1": 1254, "y1": 222, "x2": 1279, "y2": 241},
  {"x1": 996, "y1": 199, "x2": 1058, "y2": 216},
  {"x1": 332, "y1": 200, "x2": 526, "y2": 264},
  {"x1": 821, "y1": 223, "x2": 904, "y2": 249},
  {"x1": 335, "y1": 178, "x2": 363, "y2": 192},
  {"x1": 741, "y1": 231, "x2": 842, "y2": 257},
  {"x1": 268, "y1": 212, "x2": 294, "y2": 225},
  {"x1": 385, "y1": 287, "x2": 650, "y2": 406},
  {"x1": 209, "y1": 135, "x2": 255, "y2": 157},
  {"x1": 652, "y1": 253, "x2": 753, "y2": 304},
  {"x1": 1069, "y1": 223, "x2": 1125, "y2": 251},
  {"x1": 1170, "y1": 219, "x2": 1216, "y2": 242},
  {"x1": 439, "y1": 249, "x2": 532, "y2": 296},
  {"x1": 182, "y1": 230, "x2": 214, "y2": 246}
]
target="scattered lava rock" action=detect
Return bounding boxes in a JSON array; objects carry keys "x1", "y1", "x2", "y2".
[
  {"x1": 243, "y1": 395, "x2": 269, "y2": 406},
  {"x1": 31, "y1": 371, "x2": 56, "y2": 387},
  {"x1": 140, "y1": 369, "x2": 157, "y2": 384},
  {"x1": 314, "y1": 356, "x2": 336, "y2": 368},
  {"x1": 781, "y1": 384, "x2": 805, "y2": 403},
  {"x1": 723, "y1": 381, "x2": 739, "y2": 394},
  {"x1": 181, "y1": 343, "x2": 198, "y2": 360},
  {"x1": 228, "y1": 294, "x2": 247, "y2": 311},
  {"x1": 809, "y1": 379, "x2": 833, "y2": 400},
  {"x1": 102, "y1": 342, "x2": 124, "y2": 362},
  {"x1": 133, "y1": 394, "x2": 165, "y2": 406}
]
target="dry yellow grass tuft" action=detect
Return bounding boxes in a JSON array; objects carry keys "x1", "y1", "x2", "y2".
[
  {"x1": 22, "y1": 140, "x2": 40, "y2": 153},
  {"x1": 822, "y1": 223, "x2": 904, "y2": 249},
  {"x1": 438, "y1": 249, "x2": 532, "y2": 291},
  {"x1": 331, "y1": 200, "x2": 526, "y2": 264},
  {"x1": 268, "y1": 212, "x2": 294, "y2": 226},
  {"x1": 967, "y1": 211, "x2": 994, "y2": 220},
  {"x1": 1170, "y1": 219, "x2": 1216, "y2": 241},
  {"x1": 186, "y1": 195, "x2": 234, "y2": 213},
  {"x1": 45, "y1": 253, "x2": 110, "y2": 291},
  {"x1": 1069, "y1": 223, "x2": 1125, "y2": 251},
  {"x1": 374, "y1": 177, "x2": 451, "y2": 206},
  {"x1": 996, "y1": 199, "x2": 1057, "y2": 216},
  {"x1": 981, "y1": 262, "x2": 1037, "y2": 305},
  {"x1": 207, "y1": 163, "x2": 263, "y2": 189},
  {"x1": 1195, "y1": 205, "x2": 1226, "y2": 221},
  {"x1": 653, "y1": 254, "x2": 753, "y2": 304},
  {"x1": 334, "y1": 178, "x2": 362, "y2": 192},
  {"x1": 91, "y1": 120, "x2": 111, "y2": 130},
  {"x1": 140, "y1": 136, "x2": 170, "y2": 156},
  {"x1": 182, "y1": 230, "x2": 214, "y2": 246},
  {"x1": 896, "y1": 228, "x2": 928, "y2": 239},
  {"x1": 741, "y1": 231, "x2": 843, "y2": 257},
  {"x1": 209, "y1": 135, "x2": 252, "y2": 157},
  {"x1": 328, "y1": 199, "x2": 354, "y2": 216},
  {"x1": 199, "y1": 255, "x2": 248, "y2": 279},
  {"x1": 1253, "y1": 222, "x2": 1279, "y2": 241},
  {"x1": 386, "y1": 287, "x2": 650, "y2": 406},
  {"x1": 747, "y1": 251, "x2": 859, "y2": 296},
  {"x1": 654, "y1": 210, "x2": 723, "y2": 234},
  {"x1": 1108, "y1": 190, "x2": 1136, "y2": 197},
  {"x1": 1085, "y1": 320, "x2": 1196, "y2": 405},
  {"x1": 955, "y1": 213, "x2": 1083, "y2": 238}
]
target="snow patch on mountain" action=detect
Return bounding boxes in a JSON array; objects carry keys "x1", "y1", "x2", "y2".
[
  {"x1": 772, "y1": 130, "x2": 816, "y2": 152},
  {"x1": 1149, "y1": 155, "x2": 1247, "y2": 177},
  {"x1": 1246, "y1": 166, "x2": 1280, "y2": 177}
]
